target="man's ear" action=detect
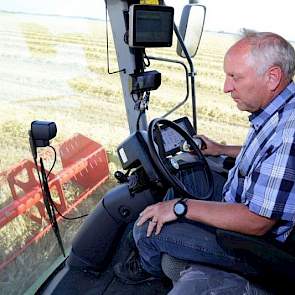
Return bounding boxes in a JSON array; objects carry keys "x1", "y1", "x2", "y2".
[{"x1": 266, "y1": 66, "x2": 282, "y2": 91}]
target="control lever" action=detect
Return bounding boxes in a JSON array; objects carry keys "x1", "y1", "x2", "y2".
[
  {"x1": 114, "y1": 171, "x2": 129, "y2": 183},
  {"x1": 181, "y1": 136, "x2": 207, "y2": 152}
]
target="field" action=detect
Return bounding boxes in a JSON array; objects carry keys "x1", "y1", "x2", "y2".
[
  {"x1": 0, "y1": 12, "x2": 249, "y2": 172},
  {"x1": 0, "y1": 11, "x2": 249, "y2": 295}
]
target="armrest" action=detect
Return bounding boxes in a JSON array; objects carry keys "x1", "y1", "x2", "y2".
[
  {"x1": 216, "y1": 229, "x2": 295, "y2": 281},
  {"x1": 206, "y1": 156, "x2": 235, "y2": 174}
]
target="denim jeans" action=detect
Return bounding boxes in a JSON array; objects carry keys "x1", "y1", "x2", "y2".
[{"x1": 133, "y1": 171, "x2": 258, "y2": 278}]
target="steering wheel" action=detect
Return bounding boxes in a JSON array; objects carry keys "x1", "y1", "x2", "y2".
[{"x1": 148, "y1": 118, "x2": 213, "y2": 200}]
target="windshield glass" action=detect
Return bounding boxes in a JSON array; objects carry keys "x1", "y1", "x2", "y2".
[
  {"x1": 1, "y1": 1, "x2": 294, "y2": 294},
  {"x1": 0, "y1": 7, "x2": 244, "y2": 295},
  {"x1": 0, "y1": 11, "x2": 127, "y2": 295}
]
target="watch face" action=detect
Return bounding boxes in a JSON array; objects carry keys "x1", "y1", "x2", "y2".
[
  {"x1": 174, "y1": 200, "x2": 188, "y2": 218},
  {"x1": 174, "y1": 202, "x2": 185, "y2": 215}
]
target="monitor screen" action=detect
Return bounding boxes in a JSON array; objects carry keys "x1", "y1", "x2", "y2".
[
  {"x1": 159, "y1": 117, "x2": 196, "y2": 156},
  {"x1": 129, "y1": 5, "x2": 174, "y2": 48}
]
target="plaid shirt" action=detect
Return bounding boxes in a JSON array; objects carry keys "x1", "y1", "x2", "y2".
[{"x1": 223, "y1": 81, "x2": 295, "y2": 242}]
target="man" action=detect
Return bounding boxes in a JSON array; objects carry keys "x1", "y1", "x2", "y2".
[{"x1": 114, "y1": 31, "x2": 295, "y2": 284}]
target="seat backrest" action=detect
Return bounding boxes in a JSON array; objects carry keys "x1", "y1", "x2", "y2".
[
  {"x1": 282, "y1": 226, "x2": 295, "y2": 255},
  {"x1": 216, "y1": 229, "x2": 295, "y2": 282}
]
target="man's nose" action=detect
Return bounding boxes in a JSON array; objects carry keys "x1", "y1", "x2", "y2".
[{"x1": 224, "y1": 77, "x2": 234, "y2": 93}]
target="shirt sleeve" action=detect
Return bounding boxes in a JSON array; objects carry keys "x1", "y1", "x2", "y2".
[{"x1": 243, "y1": 139, "x2": 295, "y2": 221}]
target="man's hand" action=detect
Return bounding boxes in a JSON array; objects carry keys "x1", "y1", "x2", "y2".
[
  {"x1": 198, "y1": 135, "x2": 241, "y2": 158},
  {"x1": 198, "y1": 135, "x2": 224, "y2": 156},
  {"x1": 136, "y1": 199, "x2": 180, "y2": 237}
]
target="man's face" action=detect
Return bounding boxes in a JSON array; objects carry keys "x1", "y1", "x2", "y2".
[{"x1": 223, "y1": 44, "x2": 269, "y2": 112}]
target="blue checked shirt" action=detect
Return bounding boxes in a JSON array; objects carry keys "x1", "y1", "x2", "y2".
[{"x1": 223, "y1": 81, "x2": 295, "y2": 242}]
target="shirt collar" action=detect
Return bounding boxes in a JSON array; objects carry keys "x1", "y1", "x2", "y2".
[{"x1": 249, "y1": 81, "x2": 295, "y2": 131}]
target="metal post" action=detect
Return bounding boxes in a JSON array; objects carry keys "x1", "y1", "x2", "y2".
[{"x1": 105, "y1": 0, "x2": 148, "y2": 133}]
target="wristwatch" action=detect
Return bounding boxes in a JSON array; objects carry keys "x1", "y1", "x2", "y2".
[{"x1": 173, "y1": 198, "x2": 188, "y2": 218}]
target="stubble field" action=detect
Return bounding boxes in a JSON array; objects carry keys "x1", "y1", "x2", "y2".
[{"x1": 0, "y1": 12, "x2": 249, "y2": 173}]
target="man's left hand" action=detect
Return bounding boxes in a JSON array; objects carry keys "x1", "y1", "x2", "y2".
[{"x1": 136, "y1": 199, "x2": 180, "y2": 237}]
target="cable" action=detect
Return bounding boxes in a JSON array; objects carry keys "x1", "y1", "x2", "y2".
[
  {"x1": 46, "y1": 146, "x2": 56, "y2": 178},
  {"x1": 35, "y1": 147, "x2": 89, "y2": 222},
  {"x1": 44, "y1": 173, "x2": 89, "y2": 220},
  {"x1": 52, "y1": 202, "x2": 89, "y2": 220},
  {"x1": 136, "y1": 110, "x2": 144, "y2": 132},
  {"x1": 143, "y1": 49, "x2": 150, "y2": 68},
  {"x1": 44, "y1": 151, "x2": 89, "y2": 220},
  {"x1": 136, "y1": 91, "x2": 150, "y2": 131},
  {"x1": 131, "y1": 93, "x2": 137, "y2": 103},
  {"x1": 105, "y1": 0, "x2": 126, "y2": 75}
]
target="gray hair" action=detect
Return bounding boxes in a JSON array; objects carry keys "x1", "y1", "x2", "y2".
[{"x1": 242, "y1": 30, "x2": 295, "y2": 80}]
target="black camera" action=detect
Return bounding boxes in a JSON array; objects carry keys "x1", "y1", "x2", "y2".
[
  {"x1": 30, "y1": 121, "x2": 57, "y2": 147},
  {"x1": 29, "y1": 121, "x2": 57, "y2": 159}
]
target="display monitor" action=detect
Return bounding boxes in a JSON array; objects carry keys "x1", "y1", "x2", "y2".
[
  {"x1": 159, "y1": 117, "x2": 196, "y2": 156},
  {"x1": 129, "y1": 5, "x2": 174, "y2": 48}
]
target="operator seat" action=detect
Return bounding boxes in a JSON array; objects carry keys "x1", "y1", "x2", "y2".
[
  {"x1": 215, "y1": 227, "x2": 295, "y2": 283},
  {"x1": 161, "y1": 228, "x2": 295, "y2": 293}
]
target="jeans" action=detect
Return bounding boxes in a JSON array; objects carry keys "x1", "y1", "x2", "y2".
[{"x1": 133, "y1": 171, "x2": 258, "y2": 278}]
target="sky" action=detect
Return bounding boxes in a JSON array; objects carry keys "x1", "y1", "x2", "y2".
[{"x1": 1, "y1": 0, "x2": 295, "y2": 40}]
